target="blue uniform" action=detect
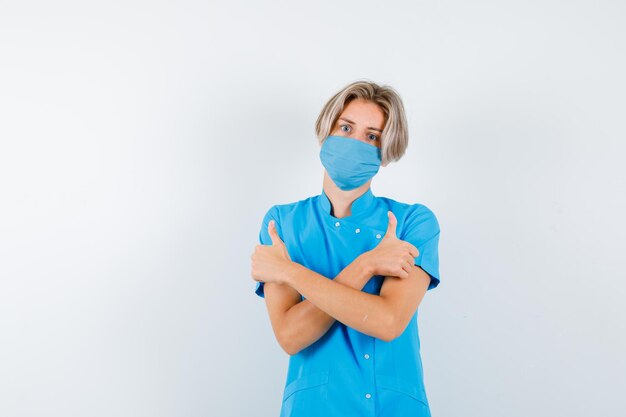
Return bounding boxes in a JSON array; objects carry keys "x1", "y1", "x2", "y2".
[{"x1": 254, "y1": 187, "x2": 440, "y2": 417}]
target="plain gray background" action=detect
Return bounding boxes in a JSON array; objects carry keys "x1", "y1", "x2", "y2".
[{"x1": 1, "y1": 1, "x2": 625, "y2": 416}]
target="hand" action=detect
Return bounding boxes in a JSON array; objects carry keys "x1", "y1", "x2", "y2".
[
  {"x1": 363, "y1": 211, "x2": 419, "y2": 279},
  {"x1": 251, "y1": 220, "x2": 293, "y2": 285}
]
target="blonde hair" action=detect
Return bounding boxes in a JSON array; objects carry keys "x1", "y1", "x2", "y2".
[{"x1": 314, "y1": 79, "x2": 409, "y2": 166}]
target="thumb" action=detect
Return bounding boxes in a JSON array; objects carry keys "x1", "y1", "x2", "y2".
[
  {"x1": 268, "y1": 220, "x2": 282, "y2": 245},
  {"x1": 385, "y1": 211, "x2": 397, "y2": 238}
]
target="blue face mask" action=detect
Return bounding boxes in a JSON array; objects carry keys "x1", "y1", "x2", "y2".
[{"x1": 319, "y1": 135, "x2": 382, "y2": 191}]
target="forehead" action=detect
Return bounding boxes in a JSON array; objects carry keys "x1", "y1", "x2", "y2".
[{"x1": 339, "y1": 99, "x2": 385, "y2": 126}]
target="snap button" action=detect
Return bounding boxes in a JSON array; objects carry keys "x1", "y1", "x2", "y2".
[
  {"x1": 335, "y1": 221, "x2": 340, "y2": 227},
  {"x1": 355, "y1": 228, "x2": 360, "y2": 234},
  {"x1": 365, "y1": 393, "x2": 372, "y2": 399},
  {"x1": 364, "y1": 354, "x2": 370, "y2": 359},
  {"x1": 375, "y1": 233, "x2": 381, "y2": 239}
]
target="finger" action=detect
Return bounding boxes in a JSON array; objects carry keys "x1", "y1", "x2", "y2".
[
  {"x1": 392, "y1": 263, "x2": 408, "y2": 278},
  {"x1": 385, "y1": 211, "x2": 397, "y2": 238},
  {"x1": 406, "y1": 243, "x2": 419, "y2": 258},
  {"x1": 401, "y1": 261, "x2": 412, "y2": 276},
  {"x1": 268, "y1": 220, "x2": 282, "y2": 245}
]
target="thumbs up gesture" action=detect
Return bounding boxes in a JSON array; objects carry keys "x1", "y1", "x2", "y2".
[
  {"x1": 251, "y1": 220, "x2": 293, "y2": 285},
  {"x1": 363, "y1": 211, "x2": 419, "y2": 279},
  {"x1": 385, "y1": 209, "x2": 399, "y2": 237}
]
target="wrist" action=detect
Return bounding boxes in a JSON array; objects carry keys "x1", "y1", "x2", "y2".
[
  {"x1": 357, "y1": 252, "x2": 374, "y2": 276},
  {"x1": 280, "y1": 260, "x2": 300, "y2": 285}
]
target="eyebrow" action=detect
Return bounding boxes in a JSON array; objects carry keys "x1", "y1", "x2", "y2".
[{"x1": 339, "y1": 117, "x2": 383, "y2": 133}]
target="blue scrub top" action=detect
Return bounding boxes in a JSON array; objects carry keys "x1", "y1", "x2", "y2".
[{"x1": 254, "y1": 187, "x2": 440, "y2": 417}]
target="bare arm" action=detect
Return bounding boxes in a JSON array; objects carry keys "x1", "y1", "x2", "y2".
[
  {"x1": 280, "y1": 260, "x2": 397, "y2": 341},
  {"x1": 276, "y1": 211, "x2": 426, "y2": 342},
  {"x1": 254, "y1": 212, "x2": 420, "y2": 354},
  {"x1": 274, "y1": 254, "x2": 373, "y2": 355}
]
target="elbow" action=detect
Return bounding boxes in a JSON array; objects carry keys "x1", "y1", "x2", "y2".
[
  {"x1": 277, "y1": 329, "x2": 302, "y2": 356},
  {"x1": 378, "y1": 312, "x2": 405, "y2": 342},
  {"x1": 378, "y1": 329, "x2": 399, "y2": 343},
  {"x1": 279, "y1": 340, "x2": 301, "y2": 356},
  {"x1": 273, "y1": 312, "x2": 306, "y2": 356}
]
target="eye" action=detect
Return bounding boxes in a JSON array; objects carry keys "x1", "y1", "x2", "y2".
[
  {"x1": 367, "y1": 133, "x2": 379, "y2": 141},
  {"x1": 340, "y1": 124, "x2": 351, "y2": 133}
]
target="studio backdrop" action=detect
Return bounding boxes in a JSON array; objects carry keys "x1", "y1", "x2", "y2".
[{"x1": 0, "y1": 1, "x2": 624, "y2": 416}]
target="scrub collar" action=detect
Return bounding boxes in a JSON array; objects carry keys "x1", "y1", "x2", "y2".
[{"x1": 318, "y1": 187, "x2": 377, "y2": 221}]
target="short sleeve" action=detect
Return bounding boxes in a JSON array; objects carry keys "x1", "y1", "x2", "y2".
[
  {"x1": 254, "y1": 205, "x2": 282, "y2": 298},
  {"x1": 399, "y1": 205, "x2": 441, "y2": 291}
]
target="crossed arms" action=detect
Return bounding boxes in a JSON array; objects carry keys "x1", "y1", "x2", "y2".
[
  {"x1": 251, "y1": 211, "x2": 431, "y2": 355},
  {"x1": 264, "y1": 255, "x2": 431, "y2": 355}
]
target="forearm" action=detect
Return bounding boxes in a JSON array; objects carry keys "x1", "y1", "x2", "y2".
[
  {"x1": 282, "y1": 259, "x2": 394, "y2": 341},
  {"x1": 280, "y1": 255, "x2": 373, "y2": 354}
]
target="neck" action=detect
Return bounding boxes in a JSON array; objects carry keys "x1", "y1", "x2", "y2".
[{"x1": 322, "y1": 171, "x2": 371, "y2": 218}]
